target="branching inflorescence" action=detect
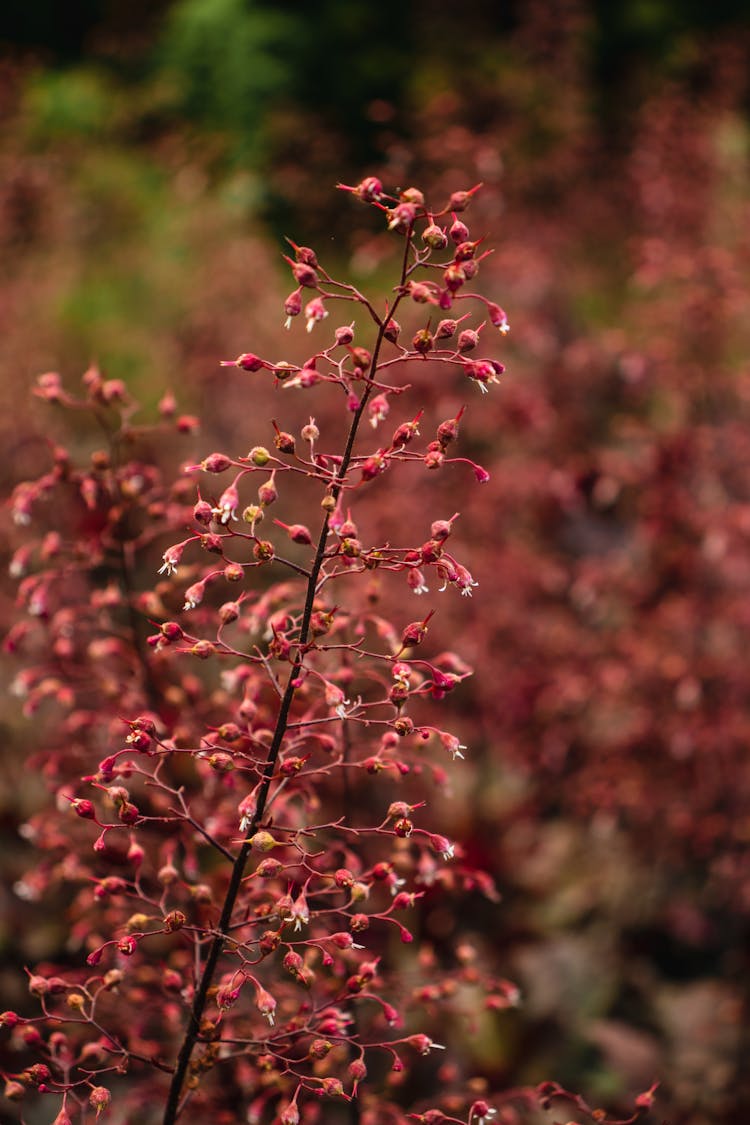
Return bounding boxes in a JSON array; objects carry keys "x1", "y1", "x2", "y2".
[{"x1": 3, "y1": 179, "x2": 654, "y2": 1125}]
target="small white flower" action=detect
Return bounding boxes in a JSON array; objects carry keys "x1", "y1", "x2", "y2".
[
  {"x1": 159, "y1": 542, "x2": 185, "y2": 575},
  {"x1": 335, "y1": 695, "x2": 363, "y2": 720},
  {"x1": 457, "y1": 572, "x2": 479, "y2": 596},
  {"x1": 215, "y1": 501, "x2": 237, "y2": 524}
]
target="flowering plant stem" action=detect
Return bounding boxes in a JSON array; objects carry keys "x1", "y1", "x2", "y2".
[
  {"x1": 6, "y1": 178, "x2": 532, "y2": 1125},
  {"x1": 163, "y1": 285, "x2": 400, "y2": 1124}
]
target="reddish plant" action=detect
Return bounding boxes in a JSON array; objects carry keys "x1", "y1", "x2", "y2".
[{"x1": 3, "y1": 180, "x2": 658, "y2": 1125}]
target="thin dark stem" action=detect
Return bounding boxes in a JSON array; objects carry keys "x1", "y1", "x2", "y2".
[{"x1": 161, "y1": 239, "x2": 409, "y2": 1123}]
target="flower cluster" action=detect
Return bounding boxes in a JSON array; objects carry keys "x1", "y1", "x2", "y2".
[{"x1": 2, "y1": 179, "x2": 655, "y2": 1125}]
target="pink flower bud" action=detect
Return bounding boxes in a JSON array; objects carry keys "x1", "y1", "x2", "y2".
[
  {"x1": 386, "y1": 202, "x2": 417, "y2": 232},
  {"x1": 286, "y1": 238, "x2": 318, "y2": 267},
  {"x1": 368, "y1": 393, "x2": 389, "y2": 428},
  {"x1": 361, "y1": 450, "x2": 389, "y2": 481},
  {"x1": 284, "y1": 287, "x2": 303, "y2": 325},
  {"x1": 71, "y1": 798, "x2": 96, "y2": 819},
  {"x1": 273, "y1": 519, "x2": 313, "y2": 545},
  {"x1": 256, "y1": 857, "x2": 282, "y2": 877},
  {"x1": 163, "y1": 910, "x2": 186, "y2": 933},
  {"x1": 329, "y1": 931, "x2": 355, "y2": 949},
  {"x1": 444, "y1": 263, "x2": 466, "y2": 292},
  {"x1": 201, "y1": 452, "x2": 233, "y2": 473},
  {"x1": 284, "y1": 256, "x2": 318, "y2": 288},
  {"x1": 400, "y1": 187, "x2": 425, "y2": 206},
  {"x1": 183, "y1": 579, "x2": 207, "y2": 611},
  {"x1": 384, "y1": 317, "x2": 401, "y2": 342},
  {"x1": 27, "y1": 974, "x2": 49, "y2": 997},
  {"x1": 400, "y1": 610, "x2": 434, "y2": 649},
  {"x1": 422, "y1": 220, "x2": 448, "y2": 250},
  {"x1": 304, "y1": 296, "x2": 328, "y2": 331},
  {"x1": 458, "y1": 328, "x2": 480, "y2": 352},
  {"x1": 257, "y1": 472, "x2": 278, "y2": 505},
  {"x1": 193, "y1": 498, "x2": 213, "y2": 524},
  {"x1": 337, "y1": 176, "x2": 382, "y2": 202},
  {"x1": 449, "y1": 215, "x2": 469, "y2": 242},
  {"x1": 161, "y1": 621, "x2": 183, "y2": 641},
  {"x1": 89, "y1": 1086, "x2": 111, "y2": 1116},
  {"x1": 407, "y1": 1033, "x2": 445, "y2": 1055},
  {"x1": 280, "y1": 1102, "x2": 300, "y2": 1125},
  {"x1": 35, "y1": 370, "x2": 63, "y2": 400},
  {"x1": 219, "y1": 600, "x2": 240, "y2": 623},
  {"x1": 407, "y1": 281, "x2": 436, "y2": 304},
  {"x1": 349, "y1": 1058, "x2": 367, "y2": 1081},
  {"x1": 391, "y1": 410, "x2": 422, "y2": 447},
  {"x1": 448, "y1": 184, "x2": 482, "y2": 211},
  {"x1": 216, "y1": 982, "x2": 241, "y2": 1010},
  {"x1": 216, "y1": 482, "x2": 240, "y2": 523},
  {"x1": 301, "y1": 417, "x2": 319, "y2": 443},
  {"x1": 412, "y1": 327, "x2": 433, "y2": 355},
  {"x1": 281, "y1": 949, "x2": 304, "y2": 980},
  {"x1": 222, "y1": 352, "x2": 264, "y2": 372},
  {"x1": 428, "y1": 833, "x2": 455, "y2": 860},
  {"x1": 635, "y1": 1083, "x2": 659, "y2": 1109},
  {"x1": 272, "y1": 423, "x2": 296, "y2": 454},
  {"x1": 487, "y1": 301, "x2": 510, "y2": 331},
  {"x1": 435, "y1": 317, "x2": 458, "y2": 339}
]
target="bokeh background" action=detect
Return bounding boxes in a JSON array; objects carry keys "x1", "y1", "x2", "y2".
[{"x1": 2, "y1": 2, "x2": 750, "y2": 1122}]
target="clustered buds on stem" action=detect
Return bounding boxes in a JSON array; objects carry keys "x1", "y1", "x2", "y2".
[{"x1": 1, "y1": 175, "x2": 647, "y2": 1125}]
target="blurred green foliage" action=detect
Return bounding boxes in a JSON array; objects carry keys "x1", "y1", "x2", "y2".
[{"x1": 157, "y1": 0, "x2": 298, "y2": 158}]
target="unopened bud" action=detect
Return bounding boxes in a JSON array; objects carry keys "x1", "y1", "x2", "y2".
[
  {"x1": 89, "y1": 1086, "x2": 111, "y2": 1115},
  {"x1": 251, "y1": 830, "x2": 277, "y2": 852}
]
